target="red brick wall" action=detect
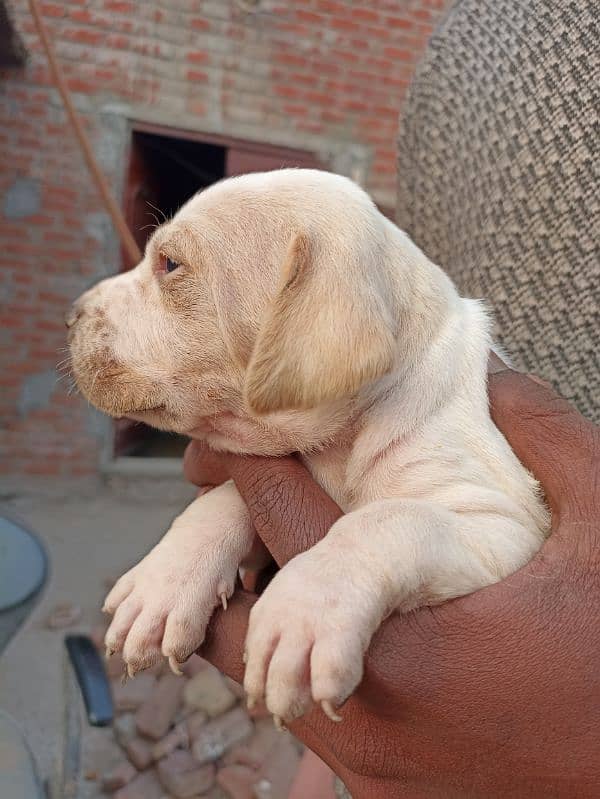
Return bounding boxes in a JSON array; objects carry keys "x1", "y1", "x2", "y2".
[{"x1": 0, "y1": 0, "x2": 448, "y2": 481}]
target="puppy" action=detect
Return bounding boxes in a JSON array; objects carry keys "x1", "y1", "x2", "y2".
[{"x1": 67, "y1": 169, "x2": 549, "y2": 725}]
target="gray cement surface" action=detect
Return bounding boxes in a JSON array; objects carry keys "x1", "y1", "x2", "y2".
[{"x1": 0, "y1": 481, "x2": 195, "y2": 797}]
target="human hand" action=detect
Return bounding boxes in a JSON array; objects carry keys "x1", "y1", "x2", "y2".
[{"x1": 183, "y1": 367, "x2": 599, "y2": 798}]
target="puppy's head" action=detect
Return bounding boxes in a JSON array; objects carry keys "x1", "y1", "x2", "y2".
[{"x1": 68, "y1": 169, "x2": 402, "y2": 453}]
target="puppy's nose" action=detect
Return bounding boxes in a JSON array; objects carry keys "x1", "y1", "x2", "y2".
[{"x1": 64, "y1": 303, "x2": 81, "y2": 329}]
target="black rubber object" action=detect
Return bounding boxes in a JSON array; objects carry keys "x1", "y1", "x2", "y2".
[{"x1": 65, "y1": 635, "x2": 113, "y2": 727}]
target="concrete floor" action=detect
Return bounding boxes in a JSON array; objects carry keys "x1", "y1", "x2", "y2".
[{"x1": 0, "y1": 479, "x2": 195, "y2": 797}]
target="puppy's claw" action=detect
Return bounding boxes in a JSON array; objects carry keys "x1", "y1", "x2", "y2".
[
  {"x1": 273, "y1": 715, "x2": 287, "y2": 732},
  {"x1": 220, "y1": 593, "x2": 228, "y2": 611},
  {"x1": 127, "y1": 664, "x2": 137, "y2": 680},
  {"x1": 120, "y1": 668, "x2": 129, "y2": 686},
  {"x1": 168, "y1": 655, "x2": 184, "y2": 676},
  {"x1": 321, "y1": 700, "x2": 342, "y2": 723}
]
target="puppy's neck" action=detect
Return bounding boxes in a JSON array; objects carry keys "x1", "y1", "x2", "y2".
[{"x1": 304, "y1": 240, "x2": 492, "y2": 492}]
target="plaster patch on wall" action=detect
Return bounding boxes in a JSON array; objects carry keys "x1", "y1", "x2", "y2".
[
  {"x1": 3, "y1": 177, "x2": 41, "y2": 219},
  {"x1": 18, "y1": 369, "x2": 57, "y2": 416}
]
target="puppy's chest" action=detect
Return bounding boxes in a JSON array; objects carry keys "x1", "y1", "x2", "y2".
[
  {"x1": 303, "y1": 439, "x2": 476, "y2": 513},
  {"x1": 302, "y1": 445, "x2": 412, "y2": 512}
]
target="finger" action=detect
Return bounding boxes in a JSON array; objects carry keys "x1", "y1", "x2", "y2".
[
  {"x1": 228, "y1": 456, "x2": 344, "y2": 566},
  {"x1": 488, "y1": 369, "x2": 598, "y2": 518},
  {"x1": 183, "y1": 440, "x2": 232, "y2": 487}
]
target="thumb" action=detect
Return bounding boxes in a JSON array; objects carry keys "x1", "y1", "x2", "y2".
[{"x1": 488, "y1": 368, "x2": 598, "y2": 522}]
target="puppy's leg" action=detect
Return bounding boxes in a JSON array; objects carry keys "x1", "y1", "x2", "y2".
[
  {"x1": 244, "y1": 498, "x2": 540, "y2": 724},
  {"x1": 103, "y1": 481, "x2": 254, "y2": 676}
]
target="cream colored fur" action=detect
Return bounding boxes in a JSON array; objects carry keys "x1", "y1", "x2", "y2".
[{"x1": 68, "y1": 169, "x2": 549, "y2": 724}]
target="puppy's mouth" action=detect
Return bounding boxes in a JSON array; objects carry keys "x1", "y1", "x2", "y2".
[
  {"x1": 70, "y1": 347, "x2": 168, "y2": 421},
  {"x1": 123, "y1": 404, "x2": 167, "y2": 421}
]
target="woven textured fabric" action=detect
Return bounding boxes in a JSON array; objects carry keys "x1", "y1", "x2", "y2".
[{"x1": 397, "y1": 0, "x2": 599, "y2": 422}]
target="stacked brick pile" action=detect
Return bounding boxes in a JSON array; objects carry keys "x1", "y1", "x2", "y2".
[{"x1": 91, "y1": 627, "x2": 302, "y2": 798}]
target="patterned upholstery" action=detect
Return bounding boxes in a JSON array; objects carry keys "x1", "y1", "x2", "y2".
[
  {"x1": 336, "y1": 5, "x2": 597, "y2": 791},
  {"x1": 397, "y1": 0, "x2": 599, "y2": 422}
]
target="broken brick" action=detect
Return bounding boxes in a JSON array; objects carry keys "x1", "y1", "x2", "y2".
[
  {"x1": 183, "y1": 665, "x2": 236, "y2": 717},
  {"x1": 181, "y1": 655, "x2": 211, "y2": 677},
  {"x1": 151, "y1": 710, "x2": 207, "y2": 761},
  {"x1": 124, "y1": 737, "x2": 153, "y2": 771},
  {"x1": 135, "y1": 673, "x2": 184, "y2": 740},
  {"x1": 222, "y1": 718, "x2": 281, "y2": 771},
  {"x1": 288, "y1": 750, "x2": 337, "y2": 799},
  {"x1": 224, "y1": 676, "x2": 247, "y2": 701},
  {"x1": 112, "y1": 672, "x2": 157, "y2": 712},
  {"x1": 216, "y1": 764, "x2": 256, "y2": 799},
  {"x1": 157, "y1": 749, "x2": 216, "y2": 797},
  {"x1": 192, "y1": 707, "x2": 253, "y2": 764},
  {"x1": 101, "y1": 760, "x2": 138, "y2": 792},
  {"x1": 253, "y1": 735, "x2": 302, "y2": 799},
  {"x1": 113, "y1": 713, "x2": 137, "y2": 747},
  {"x1": 113, "y1": 770, "x2": 164, "y2": 799}
]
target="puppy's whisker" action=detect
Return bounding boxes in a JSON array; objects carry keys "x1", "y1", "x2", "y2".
[{"x1": 145, "y1": 200, "x2": 167, "y2": 223}]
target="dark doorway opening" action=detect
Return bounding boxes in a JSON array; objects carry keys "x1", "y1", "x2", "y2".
[{"x1": 116, "y1": 124, "x2": 321, "y2": 459}]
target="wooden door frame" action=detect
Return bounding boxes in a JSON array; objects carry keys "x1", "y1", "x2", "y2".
[{"x1": 129, "y1": 121, "x2": 323, "y2": 168}]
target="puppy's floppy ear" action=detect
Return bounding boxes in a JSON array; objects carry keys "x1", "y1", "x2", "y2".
[{"x1": 244, "y1": 231, "x2": 396, "y2": 414}]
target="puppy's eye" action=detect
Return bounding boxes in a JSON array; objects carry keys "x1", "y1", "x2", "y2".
[{"x1": 160, "y1": 254, "x2": 181, "y2": 274}]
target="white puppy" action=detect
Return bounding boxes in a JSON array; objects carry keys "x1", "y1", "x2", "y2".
[{"x1": 67, "y1": 169, "x2": 549, "y2": 725}]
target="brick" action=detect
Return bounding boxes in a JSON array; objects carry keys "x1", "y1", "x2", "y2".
[
  {"x1": 190, "y1": 17, "x2": 210, "y2": 31},
  {"x1": 351, "y1": 8, "x2": 379, "y2": 23},
  {"x1": 151, "y1": 710, "x2": 207, "y2": 760},
  {"x1": 136, "y1": 673, "x2": 184, "y2": 740},
  {"x1": 40, "y1": 3, "x2": 65, "y2": 17},
  {"x1": 104, "y1": 0, "x2": 135, "y2": 11},
  {"x1": 124, "y1": 736, "x2": 154, "y2": 770},
  {"x1": 186, "y1": 69, "x2": 208, "y2": 82},
  {"x1": 224, "y1": 676, "x2": 246, "y2": 701},
  {"x1": 113, "y1": 713, "x2": 137, "y2": 747},
  {"x1": 386, "y1": 16, "x2": 413, "y2": 30},
  {"x1": 114, "y1": 770, "x2": 164, "y2": 799},
  {"x1": 253, "y1": 735, "x2": 301, "y2": 799},
  {"x1": 222, "y1": 718, "x2": 280, "y2": 770},
  {"x1": 288, "y1": 750, "x2": 336, "y2": 799},
  {"x1": 101, "y1": 760, "x2": 138, "y2": 792},
  {"x1": 192, "y1": 707, "x2": 253, "y2": 764},
  {"x1": 383, "y1": 46, "x2": 413, "y2": 61},
  {"x1": 186, "y1": 50, "x2": 209, "y2": 64},
  {"x1": 183, "y1": 665, "x2": 237, "y2": 717},
  {"x1": 216, "y1": 764, "x2": 256, "y2": 799},
  {"x1": 112, "y1": 672, "x2": 157, "y2": 712},
  {"x1": 157, "y1": 750, "x2": 216, "y2": 797}
]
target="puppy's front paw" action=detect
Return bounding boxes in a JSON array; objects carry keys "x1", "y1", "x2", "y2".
[
  {"x1": 243, "y1": 550, "x2": 376, "y2": 726},
  {"x1": 103, "y1": 535, "x2": 238, "y2": 677}
]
